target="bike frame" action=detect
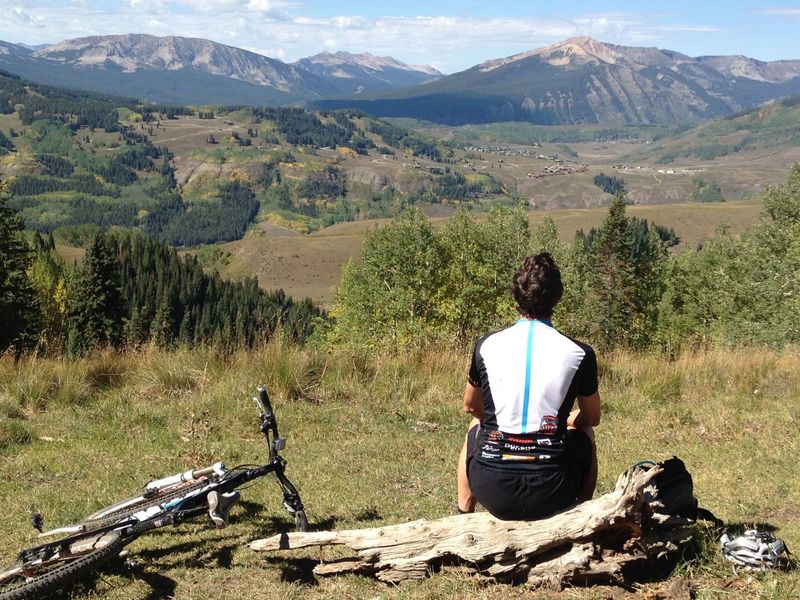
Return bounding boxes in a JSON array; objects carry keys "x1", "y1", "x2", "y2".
[{"x1": 1, "y1": 385, "x2": 306, "y2": 595}]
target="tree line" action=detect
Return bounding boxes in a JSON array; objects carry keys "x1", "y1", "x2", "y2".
[{"x1": 325, "y1": 165, "x2": 800, "y2": 353}]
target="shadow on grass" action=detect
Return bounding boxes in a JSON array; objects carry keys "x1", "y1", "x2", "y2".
[
  {"x1": 722, "y1": 521, "x2": 779, "y2": 535},
  {"x1": 235, "y1": 499, "x2": 264, "y2": 519},
  {"x1": 132, "y1": 533, "x2": 249, "y2": 571},
  {"x1": 258, "y1": 556, "x2": 319, "y2": 585},
  {"x1": 354, "y1": 507, "x2": 382, "y2": 522},
  {"x1": 119, "y1": 563, "x2": 177, "y2": 600},
  {"x1": 62, "y1": 557, "x2": 179, "y2": 600}
]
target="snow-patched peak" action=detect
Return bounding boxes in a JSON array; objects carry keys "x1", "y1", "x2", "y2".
[{"x1": 297, "y1": 51, "x2": 440, "y2": 76}]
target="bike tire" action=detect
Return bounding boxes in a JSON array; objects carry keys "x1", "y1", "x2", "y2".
[
  {"x1": 0, "y1": 531, "x2": 129, "y2": 600},
  {"x1": 81, "y1": 479, "x2": 209, "y2": 530},
  {"x1": 294, "y1": 510, "x2": 308, "y2": 532}
]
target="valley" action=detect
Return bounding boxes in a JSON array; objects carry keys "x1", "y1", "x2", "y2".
[
  {"x1": 215, "y1": 198, "x2": 762, "y2": 307},
  {"x1": 113, "y1": 108, "x2": 791, "y2": 305},
  {"x1": 2, "y1": 72, "x2": 792, "y2": 307}
]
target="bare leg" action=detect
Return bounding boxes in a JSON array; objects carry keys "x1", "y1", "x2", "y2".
[
  {"x1": 457, "y1": 418, "x2": 480, "y2": 513},
  {"x1": 575, "y1": 427, "x2": 597, "y2": 502}
]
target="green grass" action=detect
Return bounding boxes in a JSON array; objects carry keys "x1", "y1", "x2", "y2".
[{"x1": 0, "y1": 344, "x2": 798, "y2": 598}]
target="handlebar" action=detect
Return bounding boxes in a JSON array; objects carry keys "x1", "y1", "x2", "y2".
[
  {"x1": 256, "y1": 385, "x2": 273, "y2": 418},
  {"x1": 254, "y1": 385, "x2": 285, "y2": 460}
]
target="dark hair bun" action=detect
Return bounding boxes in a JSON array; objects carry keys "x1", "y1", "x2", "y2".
[{"x1": 511, "y1": 252, "x2": 563, "y2": 318}]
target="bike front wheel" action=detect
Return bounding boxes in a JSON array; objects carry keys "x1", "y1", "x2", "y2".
[{"x1": 0, "y1": 530, "x2": 130, "y2": 600}]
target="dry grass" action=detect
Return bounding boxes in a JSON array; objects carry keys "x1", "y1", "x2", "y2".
[{"x1": 0, "y1": 344, "x2": 797, "y2": 599}]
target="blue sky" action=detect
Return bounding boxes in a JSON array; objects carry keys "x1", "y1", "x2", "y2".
[{"x1": 3, "y1": 1, "x2": 800, "y2": 73}]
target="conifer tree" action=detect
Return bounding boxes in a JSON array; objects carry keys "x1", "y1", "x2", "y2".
[
  {"x1": 67, "y1": 233, "x2": 124, "y2": 355},
  {"x1": 150, "y1": 293, "x2": 175, "y2": 348},
  {"x1": 585, "y1": 194, "x2": 666, "y2": 348},
  {"x1": 587, "y1": 195, "x2": 636, "y2": 347},
  {"x1": 0, "y1": 182, "x2": 39, "y2": 356}
]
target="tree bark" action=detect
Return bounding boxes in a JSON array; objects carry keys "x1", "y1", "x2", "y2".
[{"x1": 251, "y1": 466, "x2": 685, "y2": 587}]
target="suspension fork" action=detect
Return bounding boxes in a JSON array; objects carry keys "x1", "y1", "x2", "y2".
[{"x1": 271, "y1": 458, "x2": 304, "y2": 514}]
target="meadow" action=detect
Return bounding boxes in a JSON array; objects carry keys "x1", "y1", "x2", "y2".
[
  {"x1": 1, "y1": 343, "x2": 798, "y2": 599},
  {"x1": 216, "y1": 198, "x2": 763, "y2": 307}
]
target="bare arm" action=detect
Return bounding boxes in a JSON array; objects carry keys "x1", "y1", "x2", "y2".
[
  {"x1": 567, "y1": 390, "x2": 601, "y2": 429},
  {"x1": 463, "y1": 383, "x2": 484, "y2": 422}
]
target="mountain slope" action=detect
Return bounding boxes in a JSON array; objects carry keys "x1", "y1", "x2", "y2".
[
  {"x1": 294, "y1": 51, "x2": 440, "y2": 95},
  {"x1": 7, "y1": 33, "x2": 331, "y2": 104},
  {"x1": 315, "y1": 37, "x2": 800, "y2": 126},
  {"x1": 0, "y1": 34, "x2": 441, "y2": 106},
  {"x1": 627, "y1": 96, "x2": 800, "y2": 164}
]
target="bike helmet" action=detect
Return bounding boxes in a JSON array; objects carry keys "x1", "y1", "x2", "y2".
[{"x1": 720, "y1": 529, "x2": 787, "y2": 570}]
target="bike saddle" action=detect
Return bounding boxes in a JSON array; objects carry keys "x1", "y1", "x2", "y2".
[{"x1": 207, "y1": 491, "x2": 241, "y2": 528}]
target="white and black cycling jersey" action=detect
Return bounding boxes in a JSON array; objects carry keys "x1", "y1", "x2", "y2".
[{"x1": 468, "y1": 318, "x2": 597, "y2": 469}]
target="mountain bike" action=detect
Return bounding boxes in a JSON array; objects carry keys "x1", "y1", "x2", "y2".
[{"x1": 0, "y1": 385, "x2": 307, "y2": 600}]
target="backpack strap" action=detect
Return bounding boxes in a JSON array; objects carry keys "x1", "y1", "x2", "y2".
[{"x1": 696, "y1": 506, "x2": 724, "y2": 527}]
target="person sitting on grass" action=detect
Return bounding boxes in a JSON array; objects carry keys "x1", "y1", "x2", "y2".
[{"x1": 457, "y1": 252, "x2": 601, "y2": 519}]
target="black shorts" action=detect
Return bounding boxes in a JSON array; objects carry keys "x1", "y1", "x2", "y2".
[{"x1": 466, "y1": 425, "x2": 593, "y2": 520}]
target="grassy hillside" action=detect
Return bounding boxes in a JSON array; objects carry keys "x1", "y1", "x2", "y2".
[
  {"x1": 0, "y1": 344, "x2": 798, "y2": 598},
  {"x1": 625, "y1": 98, "x2": 800, "y2": 167}
]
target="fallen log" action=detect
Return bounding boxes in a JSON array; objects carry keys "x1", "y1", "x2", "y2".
[{"x1": 251, "y1": 466, "x2": 690, "y2": 587}]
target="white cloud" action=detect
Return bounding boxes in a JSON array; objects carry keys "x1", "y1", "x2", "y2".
[
  {"x1": 245, "y1": 45, "x2": 287, "y2": 60},
  {"x1": 129, "y1": 0, "x2": 166, "y2": 14},
  {"x1": 654, "y1": 25, "x2": 720, "y2": 33},
  {"x1": 330, "y1": 16, "x2": 369, "y2": 30},
  {"x1": 247, "y1": 0, "x2": 273, "y2": 10},
  {"x1": 10, "y1": 7, "x2": 44, "y2": 27}
]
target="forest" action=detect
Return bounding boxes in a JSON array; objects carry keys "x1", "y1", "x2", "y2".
[
  {"x1": 0, "y1": 186, "x2": 322, "y2": 357},
  {"x1": 3, "y1": 162, "x2": 799, "y2": 358}
]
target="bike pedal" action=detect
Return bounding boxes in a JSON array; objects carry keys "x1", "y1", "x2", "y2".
[
  {"x1": 208, "y1": 491, "x2": 241, "y2": 528},
  {"x1": 30, "y1": 512, "x2": 44, "y2": 533}
]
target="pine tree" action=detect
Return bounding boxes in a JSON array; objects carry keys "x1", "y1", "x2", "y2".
[
  {"x1": 587, "y1": 195, "x2": 635, "y2": 347},
  {"x1": 0, "y1": 182, "x2": 40, "y2": 356},
  {"x1": 150, "y1": 292, "x2": 175, "y2": 348},
  {"x1": 585, "y1": 195, "x2": 666, "y2": 348},
  {"x1": 67, "y1": 233, "x2": 125, "y2": 355}
]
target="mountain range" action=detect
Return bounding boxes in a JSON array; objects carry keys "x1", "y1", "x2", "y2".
[
  {"x1": 317, "y1": 37, "x2": 800, "y2": 126},
  {"x1": 0, "y1": 34, "x2": 441, "y2": 105},
  {"x1": 2, "y1": 34, "x2": 800, "y2": 126}
]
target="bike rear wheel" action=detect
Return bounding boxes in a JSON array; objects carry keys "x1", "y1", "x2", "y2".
[{"x1": 0, "y1": 531, "x2": 130, "y2": 600}]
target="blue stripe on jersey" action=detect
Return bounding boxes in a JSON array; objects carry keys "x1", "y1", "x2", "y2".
[{"x1": 520, "y1": 320, "x2": 535, "y2": 433}]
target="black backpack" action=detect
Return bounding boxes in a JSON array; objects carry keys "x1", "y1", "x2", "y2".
[{"x1": 636, "y1": 457, "x2": 723, "y2": 527}]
